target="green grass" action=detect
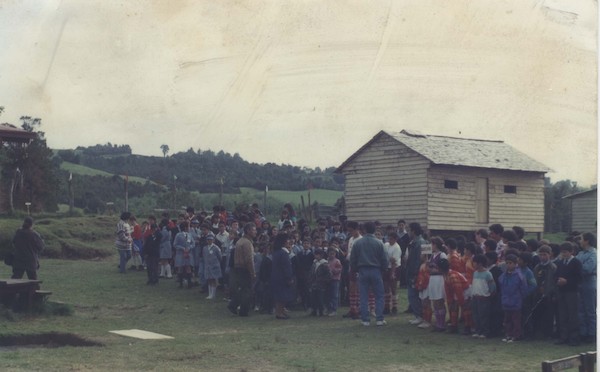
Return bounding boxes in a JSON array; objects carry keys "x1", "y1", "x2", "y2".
[
  {"x1": 0, "y1": 256, "x2": 593, "y2": 371},
  {"x1": 60, "y1": 161, "x2": 152, "y2": 184},
  {"x1": 240, "y1": 187, "x2": 343, "y2": 207}
]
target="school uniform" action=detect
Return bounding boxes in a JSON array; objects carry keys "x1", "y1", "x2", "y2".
[{"x1": 555, "y1": 256, "x2": 582, "y2": 345}]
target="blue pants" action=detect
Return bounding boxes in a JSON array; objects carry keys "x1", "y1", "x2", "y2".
[
  {"x1": 407, "y1": 278, "x2": 422, "y2": 318},
  {"x1": 118, "y1": 250, "x2": 131, "y2": 273},
  {"x1": 358, "y1": 267, "x2": 384, "y2": 322},
  {"x1": 472, "y1": 296, "x2": 491, "y2": 336},
  {"x1": 579, "y1": 282, "x2": 596, "y2": 337},
  {"x1": 329, "y1": 280, "x2": 340, "y2": 312}
]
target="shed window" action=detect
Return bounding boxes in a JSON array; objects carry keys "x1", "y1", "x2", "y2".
[
  {"x1": 504, "y1": 185, "x2": 517, "y2": 194},
  {"x1": 444, "y1": 180, "x2": 458, "y2": 189}
]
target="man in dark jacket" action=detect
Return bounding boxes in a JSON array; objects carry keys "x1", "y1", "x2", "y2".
[
  {"x1": 406, "y1": 222, "x2": 425, "y2": 324},
  {"x1": 555, "y1": 242, "x2": 583, "y2": 346},
  {"x1": 11, "y1": 217, "x2": 45, "y2": 280}
]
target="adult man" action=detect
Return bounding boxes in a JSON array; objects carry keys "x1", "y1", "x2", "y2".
[
  {"x1": 576, "y1": 232, "x2": 596, "y2": 343},
  {"x1": 227, "y1": 223, "x2": 257, "y2": 317},
  {"x1": 396, "y1": 219, "x2": 411, "y2": 291},
  {"x1": 488, "y1": 224, "x2": 505, "y2": 261},
  {"x1": 11, "y1": 216, "x2": 45, "y2": 280},
  {"x1": 406, "y1": 222, "x2": 425, "y2": 324},
  {"x1": 350, "y1": 221, "x2": 388, "y2": 326}
]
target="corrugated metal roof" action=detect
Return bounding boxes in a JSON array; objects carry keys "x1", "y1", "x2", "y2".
[{"x1": 387, "y1": 130, "x2": 551, "y2": 173}]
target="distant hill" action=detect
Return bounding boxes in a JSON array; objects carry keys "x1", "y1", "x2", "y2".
[
  {"x1": 55, "y1": 144, "x2": 344, "y2": 193},
  {"x1": 53, "y1": 144, "x2": 344, "y2": 216}
]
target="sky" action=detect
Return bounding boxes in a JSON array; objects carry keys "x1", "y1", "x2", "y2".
[{"x1": 0, "y1": 0, "x2": 597, "y2": 186}]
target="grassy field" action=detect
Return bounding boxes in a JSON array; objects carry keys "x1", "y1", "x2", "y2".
[
  {"x1": 60, "y1": 161, "x2": 152, "y2": 185},
  {"x1": 240, "y1": 187, "x2": 343, "y2": 207},
  {"x1": 1, "y1": 257, "x2": 594, "y2": 371},
  {"x1": 0, "y1": 218, "x2": 594, "y2": 371}
]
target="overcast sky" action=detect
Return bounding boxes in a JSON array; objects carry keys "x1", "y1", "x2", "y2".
[{"x1": 0, "y1": 0, "x2": 597, "y2": 186}]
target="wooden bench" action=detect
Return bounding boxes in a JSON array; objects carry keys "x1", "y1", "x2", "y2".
[
  {"x1": 0, "y1": 279, "x2": 42, "y2": 312},
  {"x1": 542, "y1": 352, "x2": 597, "y2": 372}
]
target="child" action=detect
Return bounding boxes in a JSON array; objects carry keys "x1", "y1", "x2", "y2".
[
  {"x1": 531, "y1": 245, "x2": 557, "y2": 340},
  {"x1": 383, "y1": 233, "x2": 401, "y2": 315},
  {"x1": 470, "y1": 254, "x2": 496, "y2": 338},
  {"x1": 158, "y1": 219, "x2": 173, "y2": 279},
  {"x1": 438, "y1": 258, "x2": 470, "y2": 334},
  {"x1": 308, "y1": 249, "x2": 331, "y2": 316},
  {"x1": 174, "y1": 222, "x2": 195, "y2": 289},
  {"x1": 462, "y1": 243, "x2": 477, "y2": 284},
  {"x1": 518, "y1": 252, "x2": 538, "y2": 339},
  {"x1": 555, "y1": 242, "x2": 582, "y2": 346},
  {"x1": 257, "y1": 244, "x2": 273, "y2": 314},
  {"x1": 203, "y1": 235, "x2": 222, "y2": 299},
  {"x1": 498, "y1": 254, "x2": 527, "y2": 343},
  {"x1": 446, "y1": 238, "x2": 465, "y2": 273},
  {"x1": 143, "y1": 223, "x2": 161, "y2": 285},
  {"x1": 296, "y1": 238, "x2": 314, "y2": 311},
  {"x1": 426, "y1": 237, "x2": 447, "y2": 332},
  {"x1": 327, "y1": 247, "x2": 342, "y2": 316},
  {"x1": 412, "y1": 254, "x2": 431, "y2": 327},
  {"x1": 485, "y1": 251, "x2": 504, "y2": 338},
  {"x1": 129, "y1": 216, "x2": 144, "y2": 271}
]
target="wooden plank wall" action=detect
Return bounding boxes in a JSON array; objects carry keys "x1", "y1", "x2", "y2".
[
  {"x1": 427, "y1": 165, "x2": 545, "y2": 233},
  {"x1": 571, "y1": 192, "x2": 597, "y2": 233},
  {"x1": 341, "y1": 135, "x2": 429, "y2": 225}
]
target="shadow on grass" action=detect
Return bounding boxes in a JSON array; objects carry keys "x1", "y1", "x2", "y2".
[{"x1": 0, "y1": 332, "x2": 103, "y2": 348}]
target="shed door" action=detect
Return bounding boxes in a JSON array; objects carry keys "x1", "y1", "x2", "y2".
[{"x1": 475, "y1": 178, "x2": 489, "y2": 224}]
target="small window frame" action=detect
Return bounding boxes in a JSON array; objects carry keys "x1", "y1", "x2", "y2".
[
  {"x1": 504, "y1": 185, "x2": 517, "y2": 194},
  {"x1": 444, "y1": 180, "x2": 458, "y2": 189}
]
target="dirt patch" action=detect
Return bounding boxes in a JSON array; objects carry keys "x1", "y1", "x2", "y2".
[{"x1": 0, "y1": 332, "x2": 103, "y2": 349}]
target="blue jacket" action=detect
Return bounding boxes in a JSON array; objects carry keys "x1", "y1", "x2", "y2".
[
  {"x1": 499, "y1": 269, "x2": 527, "y2": 310},
  {"x1": 576, "y1": 248, "x2": 597, "y2": 288}
]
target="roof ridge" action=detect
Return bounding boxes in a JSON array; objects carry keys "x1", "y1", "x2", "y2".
[{"x1": 424, "y1": 134, "x2": 504, "y2": 143}]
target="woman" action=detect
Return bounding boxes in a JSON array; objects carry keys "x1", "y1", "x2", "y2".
[
  {"x1": 115, "y1": 212, "x2": 133, "y2": 274},
  {"x1": 270, "y1": 232, "x2": 295, "y2": 319},
  {"x1": 11, "y1": 216, "x2": 45, "y2": 280}
]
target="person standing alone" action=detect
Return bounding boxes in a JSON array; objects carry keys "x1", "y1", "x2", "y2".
[{"x1": 11, "y1": 217, "x2": 45, "y2": 280}]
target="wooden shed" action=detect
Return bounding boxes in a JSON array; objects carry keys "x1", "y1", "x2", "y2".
[
  {"x1": 563, "y1": 189, "x2": 597, "y2": 233},
  {"x1": 336, "y1": 130, "x2": 550, "y2": 234}
]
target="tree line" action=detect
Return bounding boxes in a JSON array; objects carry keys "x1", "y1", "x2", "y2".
[{"x1": 0, "y1": 109, "x2": 593, "y2": 233}]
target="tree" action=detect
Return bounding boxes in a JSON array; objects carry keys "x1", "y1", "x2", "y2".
[
  {"x1": 160, "y1": 144, "x2": 169, "y2": 158},
  {"x1": 544, "y1": 178, "x2": 581, "y2": 233},
  {"x1": 0, "y1": 116, "x2": 60, "y2": 213}
]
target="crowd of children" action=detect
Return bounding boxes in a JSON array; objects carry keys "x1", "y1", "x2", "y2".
[{"x1": 115, "y1": 205, "x2": 596, "y2": 346}]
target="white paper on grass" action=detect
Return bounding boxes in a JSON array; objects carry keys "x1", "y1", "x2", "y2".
[{"x1": 109, "y1": 329, "x2": 173, "y2": 340}]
